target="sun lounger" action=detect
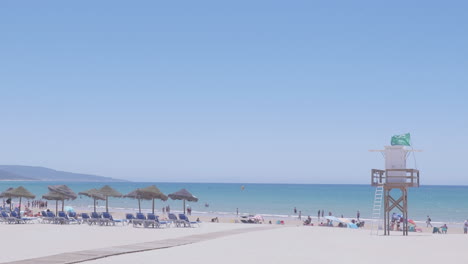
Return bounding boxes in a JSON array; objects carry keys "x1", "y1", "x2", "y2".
[
  {"x1": 179, "y1": 214, "x2": 199, "y2": 227},
  {"x1": 81, "y1": 213, "x2": 92, "y2": 224},
  {"x1": 132, "y1": 213, "x2": 146, "y2": 227},
  {"x1": 68, "y1": 212, "x2": 81, "y2": 224},
  {"x1": 41, "y1": 211, "x2": 54, "y2": 224},
  {"x1": 58, "y1": 211, "x2": 80, "y2": 224},
  {"x1": 143, "y1": 213, "x2": 160, "y2": 228},
  {"x1": 1, "y1": 211, "x2": 21, "y2": 224},
  {"x1": 125, "y1": 213, "x2": 135, "y2": 225},
  {"x1": 101, "y1": 212, "x2": 123, "y2": 226},
  {"x1": 168, "y1": 213, "x2": 183, "y2": 227},
  {"x1": 46, "y1": 211, "x2": 66, "y2": 225},
  {"x1": 10, "y1": 211, "x2": 37, "y2": 224}
]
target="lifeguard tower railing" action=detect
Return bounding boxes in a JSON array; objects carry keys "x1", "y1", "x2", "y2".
[{"x1": 371, "y1": 169, "x2": 420, "y2": 188}]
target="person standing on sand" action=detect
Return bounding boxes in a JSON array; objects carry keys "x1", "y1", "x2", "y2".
[
  {"x1": 426, "y1": 216, "x2": 432, "y2": 227},
  {"x1": 236, "y1": 208, "x2": 239, "y2": 216},
  {"x1": 321, "y1": 210, "x2": 324, "y2": 218},
  {"x1": 464, "y1": 220, "x2": 468, "y2": 234},
  {"x1": 357, "y1": 210, "x2": 360, "y2": 220},
  {"x1": 317, "y1": 210, "x2": 321, "y2": 221},
  {"x1": 298, "y1": 211, "x2": 302, "y2": 220},
  {"x1": 294, "y1": 207, "x2": 297, "y2": 214}
]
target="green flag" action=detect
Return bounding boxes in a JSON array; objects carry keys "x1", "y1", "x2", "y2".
[{"x1": 391, "y1": 133, "x2": 411, "y2": 146}]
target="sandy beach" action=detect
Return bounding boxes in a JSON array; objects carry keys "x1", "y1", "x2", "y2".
[{"x1": 1, "y1": 212, "x2": 467, "y2": 264}]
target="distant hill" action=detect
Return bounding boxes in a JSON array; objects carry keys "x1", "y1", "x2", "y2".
[
  {"x1": 0, "y1": 169, "x2": 36, "y2": 181},
  {"x1": 0, "y1": 165, "x2": 126, "y2": 182}
]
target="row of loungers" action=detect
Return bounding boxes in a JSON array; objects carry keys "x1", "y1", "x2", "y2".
[
  {"x1": 41, "y1": 211, "x2": 81, "y2": 224},
  {"x1": 0, "y1": 211, "x2": 37, "y2": 224},
  {"x1": 128, "y1": 213, "x2": 199, "y2": 228}
]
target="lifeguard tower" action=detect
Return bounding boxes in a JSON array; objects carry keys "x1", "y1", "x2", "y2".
[{"x1": 370, "y1": 134, "x2": 420, "y2": 236}]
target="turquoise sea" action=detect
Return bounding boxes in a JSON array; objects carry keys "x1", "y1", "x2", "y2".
[{"x1": 1, "y1": 182, "x2": 467, "y2": 224}]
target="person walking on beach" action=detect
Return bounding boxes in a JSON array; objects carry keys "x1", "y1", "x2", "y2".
[
  {"x1": 317, "y1": 210, "x2": 321, "y2": 221},
  {"x1": 357, "y1": 210, "x2": 360, "y2": 221},
  {"x1": 294, "y1": 207, "x2": 297, "y2": 214},
  {"x1": 426, "y1": 216, "x2": 432, "y2": 227},
  {"x1": 464, "y1": 220, "x2": 468, "y2": 234},
  {"x1": 236, "y1": 208, "x2": 239, "y2": 216}
]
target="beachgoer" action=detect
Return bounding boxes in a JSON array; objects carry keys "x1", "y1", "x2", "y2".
[
  {"x1": 298, "y1": 211, "x2": 302, "y2": 220},
  {"x1": 328, "y1": 211, "x2": 332, "y2": 216},
  {"x1": 464, "y1": 220, "x2": 468, "y2": 234},
  {"x1": 426, "y1": 216, "x2": 432, "y2": 227},
  {"x1": 441, "y1": 224, "x2": 448, "y2": 234},
  {"x1": 357, "y1": 210, "x2": 360, "y2": 220},
  {"x1": 294, "y1": 207, "x2": 297, "y2": 214},
  {"x1": 321, "y1": 210, "x2": 324, "y2": 218},
  {"x1": 236, "y1": 208, "x2": 239, "y2": 216},
  {"x1": 317, "y1": 210, "x2": 321, "y2": 221}
]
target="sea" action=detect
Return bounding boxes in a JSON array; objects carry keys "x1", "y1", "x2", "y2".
[{"x1": 1, "y1": 182, "x2": 467, "y2": 224}]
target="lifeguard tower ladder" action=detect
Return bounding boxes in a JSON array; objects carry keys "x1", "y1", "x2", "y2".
[{"x1": 370, "y1": 146, "x2": 420, "y2": 236}]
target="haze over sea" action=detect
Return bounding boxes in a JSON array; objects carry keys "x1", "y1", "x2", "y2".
[{"x1": 2, "y1": 181, "x2": 467, "y2": 224}]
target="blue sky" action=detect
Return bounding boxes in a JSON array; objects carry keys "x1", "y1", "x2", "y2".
[{"x1": 0, "y1": 1, "x2": 467, "y2": 184}]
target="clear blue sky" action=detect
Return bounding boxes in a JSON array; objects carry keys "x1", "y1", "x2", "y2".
[{"x1": 1, "y1": 1, "x2": 467, "y2": 184}]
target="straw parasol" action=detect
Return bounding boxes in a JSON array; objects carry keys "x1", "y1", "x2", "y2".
[
  {"x1": 98, "y1": 185, "x2": 123, "y2": 212},
  {"x1": 3, "y1": 186, "x2": 36, "y2": 213},
  {"x1": 0, "y1": 187, "x2": 14, "y2": 210},
  {"x1": 124, "y1": 185, "x2": 168, "y2": 214},
  {"x1": 42, "y1": 191, "x2": 69, "y2": 215},
  {"x1": 124, "y1": 189, "x2": 151, "y2": 213},
  {"x1": 78, "y1": 188, "x2": 105, "y2": 213},
  {"x1": 168, "y1": 188, "x2": 198, "y2": 215},
  {"x1": 48, "y1": 185, "x2": 77, "y2": 199},
  {"x1": 47, "y1": 185, "x2": 77, "y2": 212},
  {"x1": 140, "y1": 185, "x2": 168, "y2": 214}
]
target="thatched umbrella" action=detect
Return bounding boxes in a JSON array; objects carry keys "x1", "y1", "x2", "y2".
[
  {"x1": 78, "y1": 188, "x2": 105, "y2": 213},
  {"x1": 3, "y1": 186, "x2": 35, "y2": 213},
  {"x1": 124, "y1": 186, "x2": 167, "y2": 214},
  {"x1": 124, "y1": 189, "x2": 150, "y2": 213},
  {"x1": 140, "y1": 185, "x2": 168, "y2": 214},
  {"x1": 0, "y1": 187, "x2": 14, "y2": 210},
  {"x1": 98, "y1": 185, "x2": 123, "y2": 212},
  {"x1": 42, "y1": 191, "x2": 69, "y2": 215},
  {"x1": 47, "y1": 185, "x2": 77, "y2": 212},
  {"x1": 168, "y1": 188, "x2": 198, "y2": 215}
]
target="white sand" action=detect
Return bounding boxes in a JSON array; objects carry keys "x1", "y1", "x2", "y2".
[
  {"x1": 0, "y1": 222, "x2": 260, "y2": 263},
  {"x1": 86, "y1": 226, "x2": 468, "y2": 264},
  {"x1": 2, "y1": 222, "x2": 467, "y2": 264}
]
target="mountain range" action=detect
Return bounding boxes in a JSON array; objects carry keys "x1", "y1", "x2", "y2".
[{"x1": 0, "y1": 165, "x2": 126, "y2": 182}]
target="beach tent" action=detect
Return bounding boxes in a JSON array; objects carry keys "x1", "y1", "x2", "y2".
[
  {"x1": 168, "y1": 188, "x2": 198, "y2": 215},
  {"x1": 125, "y1": 185, "x2": 168, "y2": 214},
  {"x1": 78, "y1": 188, "x2": 105, "y2": 213},
  {"x1": 97, "y1": 185, "x2": 123, "y2": 213},
  {"x1": 3, "y1": 186, "x2": 35, "y2": 213}
]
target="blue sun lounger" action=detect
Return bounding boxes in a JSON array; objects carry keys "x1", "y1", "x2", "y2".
[{"x1": 179, "y1": 214, "x2": 199, "y2": 227}]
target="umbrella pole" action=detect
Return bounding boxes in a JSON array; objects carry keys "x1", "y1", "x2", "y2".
[
  {"x1": 56, "y1": 200, "x2": 58, "y2": 215},
  {"x1": 94, "y1": 198, "x2": 96, "y2": 213},
  {"x1": 19, "y1": 197, "x2": 22, "y2": 213},
  {"x1": 152, "y1": 199, "x2": 155, "y2": 214},
  {"x1": 138, "y1": 198, "x2": 141, "y2": 213},
  {"x1": 106, "y1": 197, "x2": 109, "y2": 213},
  {"x1": 183, "y1": 200, "x2": 186, "y2": 215},
  {"x1": 9, "y1": 198, "x2": 12, "y2": 211},
  {"x1": 62, "y1": 200, "x2": 65, "y2": 212}
]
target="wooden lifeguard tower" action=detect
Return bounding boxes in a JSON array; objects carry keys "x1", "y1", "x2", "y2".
[{"x1": 370, "y1": 145, "x2": 420, "y2": 236}]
